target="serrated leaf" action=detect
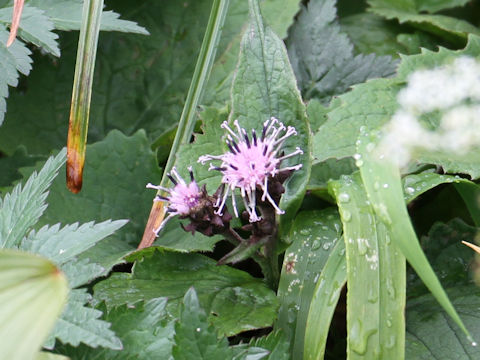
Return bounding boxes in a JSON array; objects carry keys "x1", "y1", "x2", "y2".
[
  {"x1": 94, "y1": 250, "x2": 279, "y2": 337},
  {"x1": 21, "y1": 220, "x2": 127, "y2": 264},
  {"x1": 368, "y1": 0, "x2": 480, "y2": 40},
  {"x1": 313, "y1": 35, "x2": 480, "y2": 164},
  {"x1": 26, "y1": 0, "x2": 148, "y2": 34},
  {"x1": 340, "y1": 13, "x2": 408, "y2": 57},
  {"x1": 45, "y1": 288, "x2": 122, "y2": 350},
  {"x1": 0, "y1": 249, "x2": 68, "y2": 360},
  {"x1": 0, "y1": 28, "x2": 32, "y2": 126},
  {"x1": 57, "y1": 298, "x2": 175, "y2": 360},
  {"x1": 172, "y1": 288, "x2": 233, "y2": 360},
  {"x1": 250, "y1": 331, "x2": 290, "y2": 360},
  {"x1": 0, "y1": 148, "x2": 65, "y2": 248},
  {"x1": 329, "y1": 173, "x2": 406, "y2": 359},
  {"x1": 36, "y1": 353, "x2": 69, "y2": 360},
  {"x1": 287, "y1": 0, "x2": 397, "y2": 104},
  {"x1": 0, "y1": 5, "x2": 59, "y2": 56},
  {"x1": 276, "y1": 209, "x2": 343, "y2": 358}
]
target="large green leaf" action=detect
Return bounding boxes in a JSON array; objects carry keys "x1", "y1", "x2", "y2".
[
  {"x1": 0, "y1": 249, "x2": 68, "y2": 360},
  {"x1": 230, "y1": 0, "x2": 310, "y2": 235},
  {"x1": 93, "y1": 249, "x2": 279, "y2": 337},
  {"x1": 287, "y1": 0, "x2": 397, "y2": 104},
  {"x1": 275, "y1": 209, "x2": 343, "y2": 359},
  {"x1": 356, "y1": 129, "x2": 471, "y2": 339},
  {"x1": 330, "y1": 173, "x2": 406, "y2": 359}
]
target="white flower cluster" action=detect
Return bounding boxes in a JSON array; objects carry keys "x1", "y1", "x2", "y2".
[{"x1": 379, "y1": 56, "x2": 480, "y2": 167}]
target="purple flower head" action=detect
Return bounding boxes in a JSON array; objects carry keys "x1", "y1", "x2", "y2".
[
  {"x1": 198, "y1": 117, "x2": 303, "y2": 222},
  {"x1": 146, "y1": 166, "x2": 201, "y2": 236}
]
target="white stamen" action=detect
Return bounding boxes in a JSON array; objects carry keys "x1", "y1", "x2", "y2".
[{"x1": 221, "y1": 121, "x2": 240, "y2": 140}]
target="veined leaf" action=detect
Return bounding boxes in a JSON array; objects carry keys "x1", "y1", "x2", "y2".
[
  {"x1": 330, "y1": 173, "x2": 406, "y2": 359},
  {"x1": 231, "y1": 0, "x2": 310, "y2": 236},
  {"x1": 94, "y1": 249, "x2": 279, "y2": 337},
  {"x1": 0, "y1": 249, "x2": 68, "y2": 360},
  {"x1": 172, "y1": 288, "x2": 233, "y2": 360},
  {"x1": 287, "y1": 0, "x2": 397, "y2": 104}
]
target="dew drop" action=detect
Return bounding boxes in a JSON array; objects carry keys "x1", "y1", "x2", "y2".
[
  {"x1": 342, "y1": 210, "x2": 352, "y2": 222},
  {"x1": 383, "y1": 183, "x2": 389, "y2": 189},
  {"x1": 405, "y1": 186, "x2": 415, "y2": 195},
  {"x1": 196, "y1": 327, "x2": 201, "y2": 332},
  {"x1": 311, "y1": 240, "x2": 321, "y2": 250},
  {"x1": 338, "y1": 193, "x2": 350, "y2": 203},
  {"x1": 300, "y1": 229, "x2": 310, "y2": 236}
]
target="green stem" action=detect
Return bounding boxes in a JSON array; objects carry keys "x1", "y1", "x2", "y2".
[{"x1": 157, "y1": 0, "x2": 230, "y2": 191}]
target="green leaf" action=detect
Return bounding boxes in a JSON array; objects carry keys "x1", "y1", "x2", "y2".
[
  {"x1": 340, "y1": 13, "x2": 408, "y2": 57},
  {"x1": 0, "y1": 5, "x2": 59, "y2": 56},
  {"x1": 21, "y1": 220, "x2": 127, "y2": 264},
  {"x1": 0, "y1": 148, "x2": 65, "y2": 248},
  {"x1": 57, "y1": 298, "x2": 175, "y2": 359},
  {"x1": 36, "y1": 353, "x2": 69, "y2": 360},
  {"x1": 172, "y1": 287, "x2": 233, "y2": 360},
  {"x1": 455, "y1": 182, "x2": 480, "y2": 227},
  {"x1": 230, "y1": 0, "x2": 310, "y2": 236},
  {"x1": 0, "y1": 249, "x2": 68, "y2": 360},
  {"x1": 286, "y1": 0, "x2": 397, "y2": 104},
  {"x1": 313, "y1": 35, "x2": 480, "y2": 163},
  {"x1": 29, "y1": 130, "x2": 161, "y2": 251},
  {"x1": 0, "y1": 29, "x2": 32, "y2": 126},
  {"x1": 231, "y1": 331, "x2": 290, "y2": 360},
  {"x1": 403, "y1": 171, "x2": 473, "y2": 204},
  {"x1": 415, "y1": 0, "x2": 471, "y2": 13},
  {"x1": 45, "y1": 288, "x2": 122, "y2": 350},
  {"x1": 26, "y1": 0, "x2": 148, "y2": 34},
  {"x1": 406, "y1": 286, "x2": 480, "y2": 358},
  {"x1": 368, "y1": 0, "x2": 480, "y2": 40},
  {"x1": 329, "y1": 173, "x2": 406, "y2": 359},
  {"x1": 275, "y1": 209, "x2": 343, "y2": 358},
  {"x1": 356, "y1": 129, "x2": 471, "y2": 339},
  {"x1": 304, "y1": 236, "x2": 346, "y2": 360},
  {"x1": 94, "y1": 249, "x2": 279, "y2": 337}
]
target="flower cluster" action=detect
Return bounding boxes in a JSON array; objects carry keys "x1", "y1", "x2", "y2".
[{"x1": 147, "y1": 117, "x2": 302, "y2": 236}]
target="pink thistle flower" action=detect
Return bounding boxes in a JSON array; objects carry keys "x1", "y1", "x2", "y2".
[
  {"x1": 198, "y1": 117, "x2": 303, "y2": 222},
  {"x1": 146, "y1": 166, "x2": 201, "y2": 236}
]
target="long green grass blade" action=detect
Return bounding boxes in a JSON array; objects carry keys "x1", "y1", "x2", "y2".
[
  {"x1": 304, "y1": 237, "x2": 346, "y2": 360},
  {"x1": 139, "y1": 0, "x2": 230, "y2": 248},
  {"x1": 330, "y1": 173, "x2": 406, "y2": 359},
  {"x1": 356, "y1": 129, "x2": 472, "y2": 341},
  {"x1": 66, "y1": 0, "x2": 103, "y2": 193}
]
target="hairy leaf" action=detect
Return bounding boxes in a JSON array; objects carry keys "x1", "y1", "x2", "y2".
[{"x1": 94, "y1": 250, "x2": 279, "y2": 337}]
